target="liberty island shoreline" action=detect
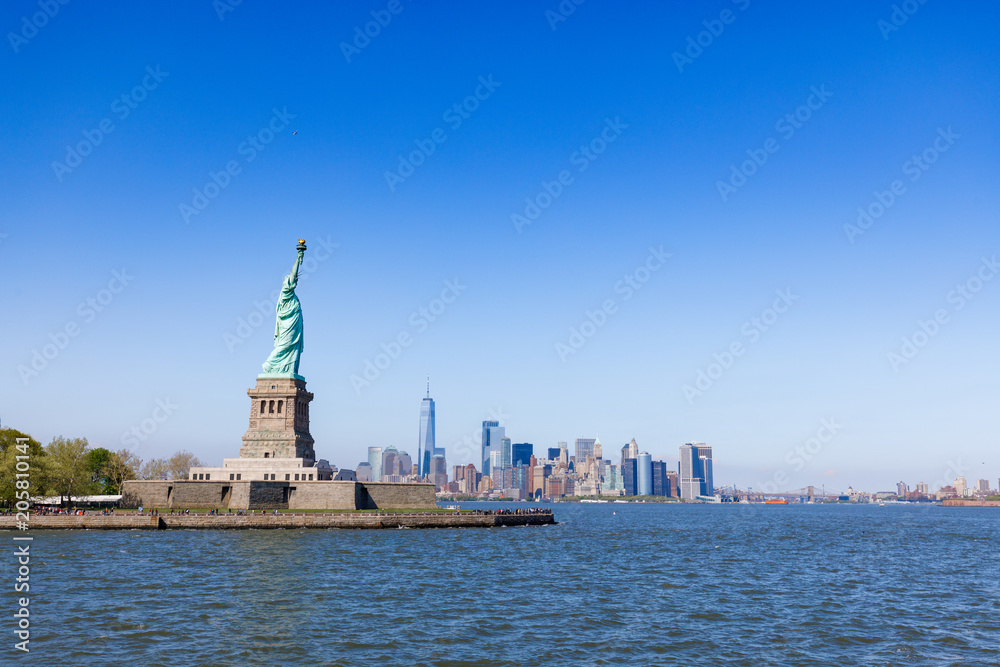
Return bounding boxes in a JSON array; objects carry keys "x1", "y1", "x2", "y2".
[{"x1": 0, "y1": 508, "x2": 554, "y2": 530}]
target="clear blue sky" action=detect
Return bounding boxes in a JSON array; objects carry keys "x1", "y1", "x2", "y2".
[{"x1": 2, "y1": 1, "x2": 998, "y2": 492}]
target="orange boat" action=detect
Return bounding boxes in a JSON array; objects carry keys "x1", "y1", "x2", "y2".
[{"x1": 765, "y1": 499, "x2": 789, "y2": 505}]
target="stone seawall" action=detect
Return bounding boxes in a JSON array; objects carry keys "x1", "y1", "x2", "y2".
[
  {"x1": 942, "y1": 499, "x2": 1000, "y2": 507},
  {"x1": 0, "y1": 513, "x2": 555, "y2": 530},
  {"x1": 120, "y1": 479, "x2": 437, "y2": 511}
]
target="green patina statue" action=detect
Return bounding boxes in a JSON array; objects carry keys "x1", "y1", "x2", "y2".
[{"x1": 260, "y1": 240, "x2": 306, "y2": 379}]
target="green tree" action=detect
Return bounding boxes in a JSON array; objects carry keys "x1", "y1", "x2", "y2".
[
  {"x1": 102, "y1": 449, "x2": 141, "y2": 494},
  {"x1": 167, "y1": 449, "x2": 203, "y2": 480},
  {"x1": 86, "y1": 447, "x2": 115, "y2": 494},
  {"x1": 45, "y1": 436, "x2": 91, "y2": 504},
  {"x1": 0, "y1": 428, "x2": 45, "y2": 507}
]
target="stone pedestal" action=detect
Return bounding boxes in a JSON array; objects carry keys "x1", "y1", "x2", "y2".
[{"x1": 240, "y1": 377, "x2": 315, "y2": 463}]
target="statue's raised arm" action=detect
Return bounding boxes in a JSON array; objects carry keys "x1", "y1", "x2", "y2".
[
  {"x1": 286, "y1": 243, "x2": 304, "y2": 290},
  {"x1": 260, "y1": 240, "x2": 307, "y2": 379}
]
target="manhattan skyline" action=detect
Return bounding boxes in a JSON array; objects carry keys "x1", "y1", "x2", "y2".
[{"x1": 2, "y1": 2, "x2": 998, "y2": 493}]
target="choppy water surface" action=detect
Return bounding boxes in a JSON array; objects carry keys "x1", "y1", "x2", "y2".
[{"x1": 18, "y1": 503, "x2": 1000, "y2": 665}]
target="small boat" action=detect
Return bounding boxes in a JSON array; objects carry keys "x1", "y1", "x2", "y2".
[{"x1": 765, "y1": 499, "x2": 789, "y2": 505}]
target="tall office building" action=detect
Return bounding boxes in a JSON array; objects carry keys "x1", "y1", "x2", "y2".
[
  {"x1": 665, "y1": 470, "x2": 679, "y2": 498},
  {"x1": 603, "y1": 464, "x2": 622, "y2": 494},
  {"x1": 512, "y1": 443, "x2": 533, "y2": 467},
  {"x1": 500, "y1": 437, "x2": 512, "y2": 469},
  {"x1": 397, "y1": 451, "x2": 412, "y2": 479},
  {"x1": 637, "y1": 452, "x2": 652, "y2": 496},
  {"x1": 896, "y1": 481, "x2": 908, "y2": 497},
  {"x1": 547, "y1": 447, "x2": 561, "y2": 461},
  {"x1": 367, "y1": 446, "x2": 383, "y2": 482},
  {"x1": 431, "y1": 454, "x2": 448, "y2": 489},
  {"x1": 626, "y1": 438, "x2": 639, "y2": 460},
  {"x1": 652, "y1": 461, "x2": 669, "y2": 497},
  {"x1": 623, "y1": 458, "x2": 638, "y2": 496},
  {"x1": 976, "y1": 479, "x2": 990, "y2": 494},
  {"x1": 481, "y1": 421, "x2": 504, "y2": 476},
  {"x1": 679, "y1": 443, "x2": 713, "y2": 499},
  {"x1": 593, "y1": 437, "x2": 602, "y2": 461},
  {"x1": 382, "y1": 446, "x2": 398, "y2": 479},
  {"x1": 356, "y1": 462, "x2": 372, "y2": 482},
  {"x1": 575, "y1": 438, "x2": 596, "y2": 462},
  {"x1": 418, "y1": 379, "x2": 436, "y2": 477}
]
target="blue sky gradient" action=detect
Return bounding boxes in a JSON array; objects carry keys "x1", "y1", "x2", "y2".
[{"x1": 2, "y1": 0, "x2": 998, "y2": 491}]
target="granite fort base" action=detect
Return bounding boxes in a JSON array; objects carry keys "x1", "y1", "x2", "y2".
[{"x1": 121, "y1": 480, "x2": 436, "y2": 510}]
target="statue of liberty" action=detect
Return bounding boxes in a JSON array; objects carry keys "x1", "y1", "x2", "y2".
[{"x1": 261, "y1": 240, "x2": 306, "y2": 378}]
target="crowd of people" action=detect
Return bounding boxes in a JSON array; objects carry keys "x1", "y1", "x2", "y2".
[{"x1": 469, "y1": 507, "x2": 552, "y2": 515}]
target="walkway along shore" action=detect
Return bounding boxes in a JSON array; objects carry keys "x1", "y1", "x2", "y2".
[{"x1": 0, "y1": 511, "x2": 556, "y2": 530}]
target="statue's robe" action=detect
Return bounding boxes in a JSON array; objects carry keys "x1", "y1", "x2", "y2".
[{"x1": 262, "y1": 270, "x2": 303, "y2": 375}]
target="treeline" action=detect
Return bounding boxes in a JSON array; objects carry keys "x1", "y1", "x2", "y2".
[{"x1": 0, "y1": 427, "x2": 202, "y2": 506}]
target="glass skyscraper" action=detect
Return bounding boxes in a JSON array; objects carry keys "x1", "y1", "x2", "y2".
[
  {"x1": 418, "y1": 380, "x2": 435, "y2": 477},
  {"x1": 481, "y1": 421, "x2": 503, "y2": 476},
  {"x1": 623, "y1": 458, "x2": 637, "y2": 496},
  {"x1": 679, "y1": 443, "x2": 713, "y2": 499},
  {"x1": 511, "y1": 442, "x2": 533, "y2": 467},
  {"x1": 637, "y1": 452, "x2": 652, "y2": 496},
  {"x1": 367, "y1": 446, "x2": 383, "y2": 482},
  {"x1": 575, "y1": 438, "x2": 596, "y2": 462}
]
